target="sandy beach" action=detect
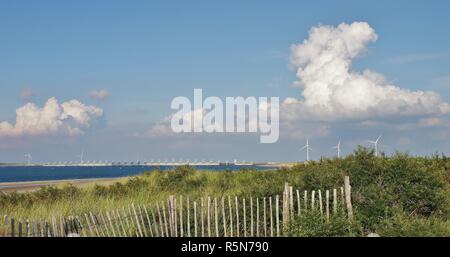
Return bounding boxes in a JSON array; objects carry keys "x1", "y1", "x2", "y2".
[{"x1": 0, "y1": 177, "x2": 128, "y2": 193}]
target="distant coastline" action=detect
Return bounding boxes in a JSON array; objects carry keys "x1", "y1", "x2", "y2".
[
  {"x1": 0, "y1": 161, "x2": 279, "y2": 167},
  {"x1": 0, "y1": 163, "x2": 282, "y2": 184}
]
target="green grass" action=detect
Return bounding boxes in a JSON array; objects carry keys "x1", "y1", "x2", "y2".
[{"x1": 1, "y1": 146, "x2": 449, "y2": 236}]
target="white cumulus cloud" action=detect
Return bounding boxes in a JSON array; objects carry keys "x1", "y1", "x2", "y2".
[
  {"x1": 0, "y1": 97, "x2": 103, "y2": 137},
  {"x1": 283, "y1": 21, "x2": 450, "y2": 121},
  {"x1": 146, "y1": 22, "x2": 450, "y2": 141}
]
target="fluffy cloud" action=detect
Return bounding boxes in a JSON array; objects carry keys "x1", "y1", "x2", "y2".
[
  {"x1": 0, "y1": 97, "x2": 103, "y2": 137},
  {"x1": 146, "y1": 101, "x2": 276, "y2": 138},
  {"x1": 146, "y1": 114, "x2": 175, "y2": 138},
  {"x1": 147, "y1": 22, "x2": 450, "y2": 141},
  {"x1": 146, "y1": 108, "x2": 205, "y2": 138},
  {"x1": 89, "y1": 89, "x2": 109, "y2": 100},
  {"x1": 283, "y1": 22, "x2": 450, "y2": 121}
]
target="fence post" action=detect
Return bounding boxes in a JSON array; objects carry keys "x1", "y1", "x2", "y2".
[
  {"x1": 256, "y1": 197, "x2": 260, "y2": 237},
  {"x1": 171, "y1": 197, "x2": 178, "y2": 237},
  {"x1": 143, "y1": 206, "x2": 153, "y2": 237},
  {"x1": 296, "y1": 190, "x2": 301, "y2": 217},
  {"x1": 235, "y1": 196, "x2": 239, "y2": 237},
  {"x1": 26, "y1": 220, "x2": 30, "y2": 237},
  {"x1": 106, "y1": 211, "x2": 116, "y2": 237},
  {"x1": 263, "y1": 197, "x2": 267, "y2": 237},
  {"x1": 76, "y1": 216, "x2": 86, "y2": 237},
  {"x1": 45, "y1": 221, "x2": 50, "y2": 237},
  {"x1": 121, "y1": 207, "x2": 130, "y2": 233},
  {"x1": 156, "y1": 203, "x2": 164, "y2": 237},
  {"x1": 194, "y1": 201, "x2": 198, "y2": 237},
  {"x1": 304, "y1": 191, "x2": 308, "y2": 211},
  {"x1": 344, "y1": 176, "x2": 354, "y2": 221},
  {"x1": 228, "y1": 196, "x2": 233, "y2": 237},
  {"x1": 333, "y1": 189, "x2": 337, "y2": 214},
  {"x1": 95, "y1": 214, "x2": 105, "y2": 237},
  {"x1": 275, "y1": 195, "x2": 280, "y2": 237},
  {"x1": 116, "y1": 207, "x2": 130, "y2": 237},
  {"x1": 282, "y1": 183, "x2": 289, "y2": 232},
  {"x1": 269, "y1": 196, "x2": 273, "y2": 237},
  {"x1": 116, "y1": 209, "x2": 125, "y2": 237},
  {"x1": 311, "y1": 190, "x2": 316, "y2": 211},
  {"x1": 180, "y1": 196, "x2": 184, "y2": 237},
  {"x1": 318, "y1": 190, "x2": 323, "y2": 214},
  {"x1": 167, "y1": 199, "x2": 173, "y2": 237},
  {"x1": 33, "y1": 220, "x2": 38, "y2": 237},
  {"x1": 18, "y1": 220, "x2": 22, "y2": 237},
  {"x1": 149, "y1": 207, "x2": 159, "y2": 237},
  {"x1": 326, "y1": 190, "x2": 330, "y2": 222},
  {"x1": 65, "y1": 216, "x2": 71, "y2": 235},
  {"x1": 128, "y1": 205, "x2": 135, "y2": 229},
  {"x1": 250, "y1": 197, "x2": 254, "y2": 237},
  {"x1": 91, "y1": 213, "x2": 104, "y2": 237},
  {"x1": 201, "y1": 198, "x2": 205, "y2": 237},
  {"x1": 37, "y1": 220, "x2": 42, "y2": 237},
  {"x1": 84, "y1": 214, "x2": 93, "y2": 237},
  {"x1": 161, "y1": 201, "x2": 169, "y2": 237},
  {"x1": 243, "y1": 198, "x2": 246, "y2": 237},
  {"x1": 100, "y1": 212, "x2": 111, "y2": 237},
  {"x1": 289, "y1": 186, "x2": 294, "y2": 221},
  {"x1": 52, "y1": 217, "x2": 58, "y2": 237},
  {"x1": 11, "y1": 218, "x2": 16, "y2": 237},
  {"x1": 187, "y1": 198, "x2": 190, "y2": 237},
  {"x1": 207, "y1": 197, "x2": 211, "y2": 237},
  {"x1": 132, "y1": 205, "x2": 143, "y2": 237},
  {"x1": 139, "y1": 205, "x2": 148, "y2": 237},
  {"x1": 45, "y1": 221, "x2": 51, "y2": 237},
  {"x1": 40, "y1": 219, "x2": 44, "y2": 237},
  {"x1": 174, "y1": 198, "x2": 178, "y2": 237},
  {"x1": 222, "y1": 197, "x2": 227, "y2": 237},
  {"x1": 214, "y1": 198, "x2": 219, "y2": 237},
  {"x1": 3, "y1": 215, "x2": 8, "y2": 237}
]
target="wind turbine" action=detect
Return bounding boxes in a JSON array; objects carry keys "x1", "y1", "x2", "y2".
[
  {"x1": 332, "y1": 139, "x2": 341, "y2": 158},
  {"x1": 24, "y1": 153, "x2": 32, "y2": 165},
  {"x1": 78, "y1": 150, "x2": 84, "y2": 164},
  {"x1": 368, "y1": 135, "x2": 382, "y2": 157},
  {"x1": 300, "y1": 138, "x2": 312, "y2": 162}
]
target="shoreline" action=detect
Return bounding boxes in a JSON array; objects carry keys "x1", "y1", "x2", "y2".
[
  {"x1": 0, "y1": 164, "x2": 287, "y2": 193},
  {"x1": 0, "y1": 177, "x2": 128, "y2": 193}
]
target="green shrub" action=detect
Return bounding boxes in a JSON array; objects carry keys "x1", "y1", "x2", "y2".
[
  {"x1": 289, "y1": 146, "x2": 449, "y2": 231},
  {"x1": 375, "y1": 208, "x2": 450, "y2": 237},
  {"x1": 287, "y1": 210, "x2": 362, "y2": 237}
]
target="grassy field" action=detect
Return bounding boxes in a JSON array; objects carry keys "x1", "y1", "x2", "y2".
[{"x1": 1, "y1": 146, "x2": 449, "y2": 236}]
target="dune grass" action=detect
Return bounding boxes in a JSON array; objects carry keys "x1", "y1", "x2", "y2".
[{"x1": 1, "y1": 146, "x2": 449, "y2": 236}]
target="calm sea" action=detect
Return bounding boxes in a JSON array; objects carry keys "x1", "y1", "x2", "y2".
[{"x1": 0, "y1": 165, "x2": 273, "y2": 183}]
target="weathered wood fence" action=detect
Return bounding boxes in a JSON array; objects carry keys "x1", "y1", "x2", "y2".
[{"x1": 1, "y1": 176, "x2": 353, "y2": 237}]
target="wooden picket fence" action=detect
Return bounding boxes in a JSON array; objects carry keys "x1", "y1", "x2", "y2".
[{"x1": 1, "y1": 176, "x2": 353, "y2": 237}]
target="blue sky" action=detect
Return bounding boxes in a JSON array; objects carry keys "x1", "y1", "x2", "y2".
[{"x1": 1, "y1": 0, "x2": 450, "y2": 163}]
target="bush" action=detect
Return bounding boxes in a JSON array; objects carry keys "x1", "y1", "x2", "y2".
[
  {"x1": 374, "y1": 208, "x2": 450, "y2": 237},
  {"x1": 288, "y1": 210, "x2": 362, "y2": 237},
  {"x1": 289, "y1": 147, "x2": 449, "y2": 231}
]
